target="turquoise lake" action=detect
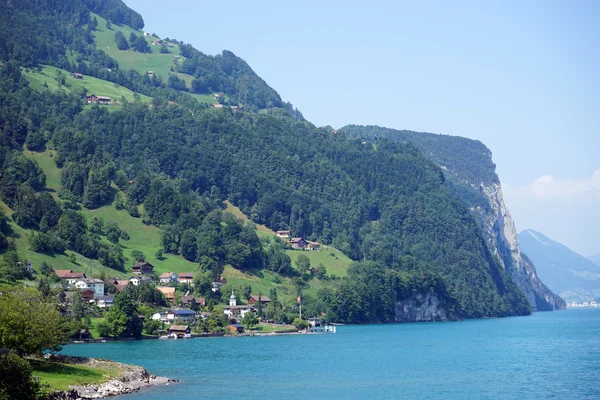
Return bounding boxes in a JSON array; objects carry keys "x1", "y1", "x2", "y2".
[{"x1": 61, "y1": 309, "x2": 600, "y2": 399}]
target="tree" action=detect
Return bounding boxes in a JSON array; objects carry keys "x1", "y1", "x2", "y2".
[
  {"x1": 114, "y1": 31, "x2": 129, "y2": 50},
  {"x1": 131, "y1": 250, "x2": 145, "y2": 262},
  {"x1": 257, "y1": 292, "x2": 263, "y2": 317},
  {"x1": 104, "y1": 291, "x2": 143, "y2": 339},
  {"x1": 0, "y1": 287, "x2": 68, "y2": 356},
  {"x1": 295, "y1": 254, "x2": 310, "y2": 275},
  {"x1": 143, "y1": 319, "x2": 163, "y2": 335},
  {"x1": 0, "y1": 352, "x2": 42, "y2": 400},
  {"x1": 241, "y1": 311, "x2": 258, "y2": 330},
  {"x1": 40, "y1": 261, "x2": 53, "y2": 276},
  {"x1": 105, "y1": 19, "x2": 112, "y2": 29},
  {"x1": 292, "y1": 318, "x2": 309, "y2": 330}
]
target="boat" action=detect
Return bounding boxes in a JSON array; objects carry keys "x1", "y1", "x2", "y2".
[{"x1": 308, "y1": 317, "x2": 336, "y2": 333}]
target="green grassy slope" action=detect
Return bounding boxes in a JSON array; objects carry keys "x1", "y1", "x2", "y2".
[
  {"x1": 22, "y1": 65, "x2": 151, "y2": 103},
  {"x1": 31, "y1": 359, "x2": 119, "y2": 391},
  {"x1": 16, "y1": 151, "x2": 350, "y2": 296},
  {"x1": 23, "y1": 150, "x2": 198, "y2": 276}
]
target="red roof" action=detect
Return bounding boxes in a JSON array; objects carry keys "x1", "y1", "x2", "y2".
[
  {"x1": 54, "y1": 269, "x2": 85, "y2": 279},
  {"x1": 159, "y1": 272, "x2": 176, "y2": 279},
  {"x1": 178, "y1": 272, "x2": 195, "y2": 279}
]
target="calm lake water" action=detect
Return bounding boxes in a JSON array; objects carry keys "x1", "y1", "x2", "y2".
[{"x1": 61, "y1": 309, "x2": 600, "y2": 399}]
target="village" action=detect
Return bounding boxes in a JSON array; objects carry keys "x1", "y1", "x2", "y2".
[{"x1": 49, "y1": 228, "x2": 331, "y2": 342}]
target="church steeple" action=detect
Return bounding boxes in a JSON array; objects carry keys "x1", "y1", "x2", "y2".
[{"x1": 229, "y1": 290, "x2": 237, "y2": 306}]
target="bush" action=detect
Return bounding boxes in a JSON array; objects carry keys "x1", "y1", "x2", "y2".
[
  {"x1": 97, "y1": 321, "x2": 111, "y2": 338},
  {"x1": 292, "y1": 318, "x2": 308, "y2": 330}
]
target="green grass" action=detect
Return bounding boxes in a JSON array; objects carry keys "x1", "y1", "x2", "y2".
[
  {"x1": 91, "y1": 14, "x2": 184, "y2": 82},
  {"x1": 256, "y1": 323, "x2": 296, "y2": 332},
  {"x1": 31, "y1": 359, "x2": 119, "y2": 391},
  {"x1": 286, "y1": 246, "x2": 351, "y2": 278},
  {"x1": 22, "y1": 65, "x2": 151, "y2": 103},
  {"x1": 88, "y1": 317, "x2": 106, "y2": 338},
  {"x1": 22, "y1": 150, "x2": 198, "y2": 276}
]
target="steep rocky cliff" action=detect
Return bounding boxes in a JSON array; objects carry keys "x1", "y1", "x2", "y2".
[
  {"x1": 340, "y1": 125, "x2": 566, "y2": 311},
  {"x1": 395, "y1": 289, "x2": 459, "y2": 322}
]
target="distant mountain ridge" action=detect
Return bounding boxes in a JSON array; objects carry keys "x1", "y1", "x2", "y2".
[
  {"x1": 588, "y1": 253, "x2": 600, "y2": 268},
  {"x1": 519, "y1": 229, "x2": 600, "y2": 302}
]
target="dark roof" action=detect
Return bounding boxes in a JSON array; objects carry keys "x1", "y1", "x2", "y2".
[
  {"x1": 169, "y1": 309, "x2": 196, "y2": 315},
  {"x1": 132, "y1": 261, "x2": 153, "y2": 268},
  {"x1": 249, "y1": 295, "x2": 271, "y2": 302}
]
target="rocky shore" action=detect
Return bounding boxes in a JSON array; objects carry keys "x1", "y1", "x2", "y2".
[{"x1": 43, "y1": 355, "x2": 176, "y2": 399}]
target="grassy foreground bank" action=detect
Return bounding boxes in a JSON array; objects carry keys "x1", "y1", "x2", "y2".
[{"x1": 31, "y1": 358, "x2": 120, "y2": 391}]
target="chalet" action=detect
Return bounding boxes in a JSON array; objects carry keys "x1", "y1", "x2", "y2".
[
  {"x1": 168, "y1": 325, "x2": 191, "y2": 338},
  {"x1": 129, "y1": 275, "x2": 152, "y2": 286},
  {"x1": 307, "y1": 241, "x2": 321, "y2": 251},
  {"x1": 248, "y1": 295, "x2": 271, "y2": 305},
  {"x1": 159, "y1": 272, "x2": 178, "y2": 284},
  {"x1": 132, "y1": 261, "x2": 154, "y2": 275},
  {"x1": 151, "y1": 40, "x2": 163, "y2": 46},
  {"x1": 212, "y1": 104, "x2": 224, "y2": 108},
  {"x1": 72, "y1": 72, "x2": 83, "y2": 79},
  {"x1": 227, "y1": 324, "x2": 244, "y2": 334},
  {"x1": 86, "y1": 94, "x2": 111, "y2": 105},
  {"x1": 276, "y1": 230, "x2": 291, "y2": 238},
  {"x1": 289, "y1": 237, "x2": 308, "y2": 250},
  {"x1": 147, "y1": 71, "x2": 154, "y2": 77},
  {"x1": 74, "y1": 278, "x2": 104, "y2": 297},
  {"x1": 54, "y1": 270, "x2": 86, "y2": 285},
  {"x1": 79, "y1": 288, "x2": 95, "y2": 301},
  {"x1": 172, "y1": 55, "x2": 180, "y2": 61},
  {"x1": 230, "y1": 106, "x2": 244, "y2": 112},
  {"x1": 178, "y1": 272, "x2": 195, "y2": 285},
  {"x1": 97, "y1": 295, "x2": 114, "y2": 308},
  {"x1": 157, "y1": 286, "x2": 176, "y2": 302},
  {"x1": 143, "y1": 32, "x2": 150, "y2": 36},
  {"x1": 181, "y1": 296, "x2": 205, "y2": 307},
  {"x1": 152, "y1": 309, "x2": 196, "y2": 324}
]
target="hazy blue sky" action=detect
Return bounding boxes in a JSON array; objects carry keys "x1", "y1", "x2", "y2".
[{"x1": 125, "y1": 0, "x2": 599, "y2": 255}]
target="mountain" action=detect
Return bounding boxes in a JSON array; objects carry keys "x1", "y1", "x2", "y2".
[
  {"x1": 588, "y1": 253, "x2": 600, "y2": 268},
  {"x1": 518, "y1": 230, "x2": 600, "y2": 302},
  {"x1": 0, "y1": 0, "x2": 540, "y2": 322},
  {"x1": 339, "y1": 125, "x2": 566, "y2": 311}
]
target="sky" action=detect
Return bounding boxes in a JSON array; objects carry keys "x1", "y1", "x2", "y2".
[{"x1": 125, "y1": 0, "x2": 599, "y2": 256}]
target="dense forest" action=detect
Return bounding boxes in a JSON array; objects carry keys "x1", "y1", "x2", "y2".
[{"x1": 0, "y1": 0, "x2": 534, "y2": 322}]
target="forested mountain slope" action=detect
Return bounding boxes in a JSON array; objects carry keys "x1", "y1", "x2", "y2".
[
  {"x1": 340, "y1": 125, "x2": 565, "y2": 311},
  {"x1": 0, "y1": 0, "x2": 536, "y2": 322}
]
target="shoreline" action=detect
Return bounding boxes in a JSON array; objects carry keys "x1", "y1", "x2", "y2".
[{"x1": 42, "y1": 354, "x2": 177, "y2": 399}]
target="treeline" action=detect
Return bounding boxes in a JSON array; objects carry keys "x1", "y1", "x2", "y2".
[{"x1": 177, "y1": 48, "x2": 284, "y2": 109}]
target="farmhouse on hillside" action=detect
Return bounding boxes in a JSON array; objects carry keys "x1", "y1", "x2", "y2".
[
  {"x1": 276, "y1": 230, "x2": 291, "y2": 238},
  {"x1": 72, "y1": 72, "x2": 83, "y2": 79},
  {"x1": 307, "y1": 241, "x2": 321, "y2": 250},
  {"x1": 247, "y1": 295, "x2": 271, "y2": 305},
  {"x1": 86, "y1": 94, "x2": 111, "y2": 105},
  {"x1": 132, "y1": 261, "x2": 154, "y2": 275},
  {"x1": 289, "y1": 237, "x2": 308, "y2": 250}
]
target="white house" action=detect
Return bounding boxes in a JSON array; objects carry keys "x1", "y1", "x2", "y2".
[
  {"x1": 151, "y1": 309, "x2": 197, "y2": 325},
  {"x1": 158, "y1": 272, "x2": 178, "y2": 284},
  {"x1": 129, "y1": 276, "x2": 152, "y2": 286},
  {"x1": 74, "y1": 278, "x2": 104, "y2": 297},
  {"x1": 97, "y1": 295, "x2": 114, "y2": 308}
]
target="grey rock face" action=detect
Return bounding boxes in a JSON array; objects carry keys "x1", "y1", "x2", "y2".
[
  {"x1": 395, "y1": 289, "x2": 459, "y2": 322},
  {"x1": 475, "y1": 183, "x2": 565, "y2": 311}
]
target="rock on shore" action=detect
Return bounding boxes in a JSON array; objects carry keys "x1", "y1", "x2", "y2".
[{"x1": 44, "y1": 355, "x2": 176, "y2": 399}]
